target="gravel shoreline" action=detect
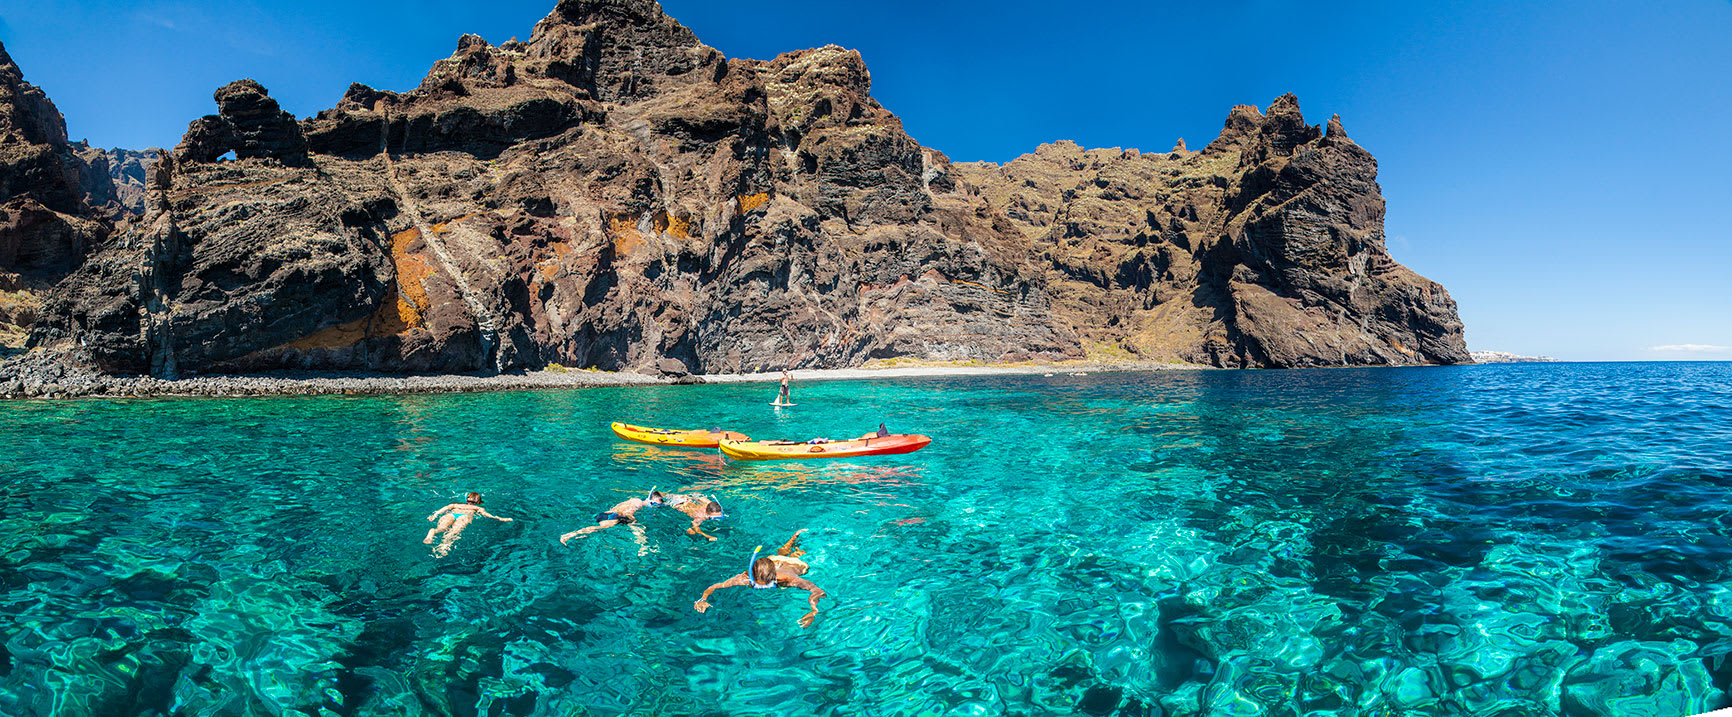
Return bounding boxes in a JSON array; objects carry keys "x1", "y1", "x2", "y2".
[{"x1": 0, "y1": 354, "x2": 1209, "y2": 401}]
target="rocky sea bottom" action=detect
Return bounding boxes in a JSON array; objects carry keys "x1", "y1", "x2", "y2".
[{"x1": 2, "y1": 362, "x2": 1731, "y2": 715}]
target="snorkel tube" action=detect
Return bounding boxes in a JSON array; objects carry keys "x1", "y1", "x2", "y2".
[
  {"x1": 747, "y1": 544, "x2": 776, "y2": 588},
  {"x1": 645, "y1": 486, "x2": 659, "y2": 506}
]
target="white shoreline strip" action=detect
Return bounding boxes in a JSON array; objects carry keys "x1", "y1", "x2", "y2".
[{"x1": 1, "y1": 361, "x2": 1211, "y2": 399}]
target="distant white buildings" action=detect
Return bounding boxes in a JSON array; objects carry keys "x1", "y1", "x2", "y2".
[{"x1": 1470, "y1": 350, "x2": 1559, "y2": 364}]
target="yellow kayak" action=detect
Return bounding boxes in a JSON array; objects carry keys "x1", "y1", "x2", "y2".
[
  {"x1": 610, "y1": 422, "x2": 749, "y2": 448},
  {"x1": 719, "y1": 433, "x2": 931, "y2": 461}
]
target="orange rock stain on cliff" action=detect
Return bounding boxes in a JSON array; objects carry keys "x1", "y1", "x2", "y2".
[
  {"x1": 279, "y1": 227, "x2": 432, "y2": 351},
  {"x1": 385, "y1": 227, "x2": 434, "y2": 331},
  {"x1": 607, "y1": 213, "x2": 643, "y2": 256},
  {"x1": 535, "y1": 240, "x2": 574, "y2": 281},
  {"x1": 736, "y1": 193, "x2": 770, "y2": 214},
  {"x1": 654, "y1": 210, "x2": 691, "y2": 239}
]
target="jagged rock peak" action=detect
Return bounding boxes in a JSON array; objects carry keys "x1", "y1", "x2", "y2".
[
  {"x1": 337, "y1": 83, "x2": 397, "y2": 112},
  {"x1": 768, "y1": 45, "x2": 872, "y2": 96},
  {"x1": 1326, "y1": 113, "x2": 1350, "y2": 140},
  {"x1": 1171, "y1": 137, "x2": 1188, "y2": 153},
  {"x1": 1261, "y1": 92, "x2": 1321, "y2": 157},
  {"x1": 173, "y1": 79, "x2": 309, "y2": 165},
  {"x1": 0, "y1": 40, "x2": 69, "y2": 148},
  {"x1": 1202, "y1": 103, "x2": 1266, "y2": 154},
  {"x1": 1200, "y1": 94, "x2": 1324, "y2": 158},
  {"x1": 457, "y1": 33, "x2": 490, "y2": 52},
  {"x1": 1, "y1": 40, "x2": 123, "y2": 220},
  {"x1": 527, "y1": 0, "x2": 712, "y2": 102}
]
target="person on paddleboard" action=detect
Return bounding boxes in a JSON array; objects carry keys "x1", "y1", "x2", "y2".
[
  {"x1": 775, "y1": 369, "x2": 793, "y2": 406},
  {"x1": 423, "y1": 492, "x2": 514, "y2": 557},
  {"x1": 692, "y1": 529, "x2": 827, "y2": 627}
]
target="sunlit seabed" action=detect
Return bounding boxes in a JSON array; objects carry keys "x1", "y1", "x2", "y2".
[{"x1": 3, "y1": 362, "x2": 1731, "y2": 715}]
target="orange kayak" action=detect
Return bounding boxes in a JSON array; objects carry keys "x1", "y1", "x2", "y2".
[
  {"x1": 610, "y1": 422, "x2": 749, "y2": 448},
  {"x1": 719, "y1": 433, "x2": 932, "y2": 461}
]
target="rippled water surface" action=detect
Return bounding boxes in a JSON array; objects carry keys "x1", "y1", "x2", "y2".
[{"x1": 4, "y1": 362, "x2": 1732, "y2": 715}]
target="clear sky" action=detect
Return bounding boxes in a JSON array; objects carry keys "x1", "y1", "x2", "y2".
[{"x1": 3, "y1": 0, "x2": 1728, "y2": 361}]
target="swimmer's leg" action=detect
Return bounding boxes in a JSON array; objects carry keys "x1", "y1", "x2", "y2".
[
  {"x1": 425, "y1": 514, "x2": 456, "y2": 544},
  {"x1": 776, "y1": 528, "x2": 808, "y2": 558},
  {"x1": 433, "y1": 516, "x2": 472, "y2": 557},
  {"x1": 560, "y1": 520, "x2": 617, "y2": 545}
]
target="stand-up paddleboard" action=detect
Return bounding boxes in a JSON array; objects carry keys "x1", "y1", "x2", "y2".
[{"x1": 769, "y1": 402, "x2": 796, "y2": 407}]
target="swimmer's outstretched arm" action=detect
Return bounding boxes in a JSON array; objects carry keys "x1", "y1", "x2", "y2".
[
  {"x1": 692, "y1": 573, "x2": 749, "y2": 613},
  {"x1": 686, "y1": 516, "x2": 718, "y2": 541},
  {"x1": 476, "y1": 508, "x2": 514, "y2": 522},
  {"x1": 787, "y1": 577, "x2": 826, "y2": 627},
  {"x1": 427, "y1": 503, "x2": 457, "y2": 522}
]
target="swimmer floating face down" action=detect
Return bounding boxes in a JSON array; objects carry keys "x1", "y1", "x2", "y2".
[
  {"x1": 561, "y1": 488, "x2": 713, "y2": 545},
  {"x1": 423, "y1": 491, "x2": 513, "y2": 558}
]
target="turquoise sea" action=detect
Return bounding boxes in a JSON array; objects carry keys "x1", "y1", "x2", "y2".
[{"x1": 3, "y1": 362, "x2": 1731, "y2": 715}]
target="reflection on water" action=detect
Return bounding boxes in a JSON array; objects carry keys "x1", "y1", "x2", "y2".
[{"x1": 2, "y1": 362, "x2": 1731, "y2": 715}]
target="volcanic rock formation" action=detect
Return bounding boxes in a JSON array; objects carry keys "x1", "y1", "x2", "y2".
[
  {"x1": 7, "y1": 0, "x2": 1467, "y2": 378},
  {"x1": 0, "y1": 41, "x2": 125, "y2": 353},
  {"x1": 952, "y1": 98, "x2": 1467, "y2": 367}
]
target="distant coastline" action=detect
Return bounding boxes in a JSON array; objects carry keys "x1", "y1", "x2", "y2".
[{"x1": 1470, "y1": 351, "x2": 1559, "y2": 364}]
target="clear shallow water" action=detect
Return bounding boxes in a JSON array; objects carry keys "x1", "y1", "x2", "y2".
[{"x1": 2, "y1": 362, "x2": 1731, "y2": 716}]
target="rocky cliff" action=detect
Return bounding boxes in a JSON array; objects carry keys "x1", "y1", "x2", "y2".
[
  {"x1": 0, "y1": 42, "x2": 124, "y2": 354},
  {"x1": 952, "y1": 99, "x2": 1467, "y2": 367},
  {"x1": 5, "y1": 0, "x2": 1467, "y2": 378}
]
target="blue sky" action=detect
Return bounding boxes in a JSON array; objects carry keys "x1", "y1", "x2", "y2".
[{"x1": 3, "y1": 0, "x2": 1728, "y2": 361}]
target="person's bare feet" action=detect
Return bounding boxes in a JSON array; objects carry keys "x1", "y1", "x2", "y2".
[{"x1": 779, "y1": 528, "x2": 808, "y2": 557}]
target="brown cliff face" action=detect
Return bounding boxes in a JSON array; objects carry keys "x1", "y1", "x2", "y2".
[
  {"x1": 28, "y1": 0, "x2": 1075, "y2": 376},
  {"x1": 952, "y1": 95, "x2": 1468, "y2": 367},
  {"x1": 0, "y1": 41, "x2": 121, "y2": 353},
  {"x1": 15, "y1": 1, "x2": 1465, "y2": 376}
]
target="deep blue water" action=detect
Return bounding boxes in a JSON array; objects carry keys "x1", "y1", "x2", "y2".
[{"x1": 2, "y1": 362, "x2": 1731, "y2": 715}]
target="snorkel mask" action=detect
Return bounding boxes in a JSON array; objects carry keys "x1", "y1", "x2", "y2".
[
  {"x1": 747, "y1": 545, "x2": 776, "y2": 588},
  {"x1": 705, "y1": 495, "x2": 727, "y2": 521},
  {"x1": 645, "y1": 486, "x2": 662, "y2": 506}
]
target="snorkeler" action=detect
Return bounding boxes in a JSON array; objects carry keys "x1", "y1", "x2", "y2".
[
  {"x1": 670, "y1": 494, "x2": 729, "y2": 541},
  {"x1": 692, "y1": 529, "x2": 826, "y2": 627},
  {"x1": 560, "y1": 488, "x2": 729, "y2": 544},
  {"x1": 423, "y1": 492, "x2": 514, "y2": 557}
]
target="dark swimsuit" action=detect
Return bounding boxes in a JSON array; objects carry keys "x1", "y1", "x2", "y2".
[{"x1": 595, "y1": 512, "x2": 634, "y2": 525}]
